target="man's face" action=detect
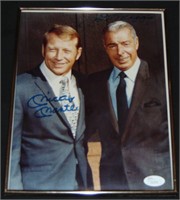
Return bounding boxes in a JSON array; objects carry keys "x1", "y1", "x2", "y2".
[
  {"x1": 42, "y1": 33, "x2": 82, "y2": 76},
  {"x1": 104, "y1": 27, "x2": 139, "y2": 71}
]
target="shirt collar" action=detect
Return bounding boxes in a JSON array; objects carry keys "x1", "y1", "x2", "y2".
[
  {"x1": 40, "y1": 61, "x2": 72, "y2": 84},
  {"x1": 112, "y1": 57, "x2": 140, "y2": 82}
]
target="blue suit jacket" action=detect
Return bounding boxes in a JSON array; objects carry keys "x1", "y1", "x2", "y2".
[{"x1": 8, "y1": 66, "x2": 92, "y2": 190}]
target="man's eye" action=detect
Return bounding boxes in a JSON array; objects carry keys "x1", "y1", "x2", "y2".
[
  {"x1": 64, "y1": 49, "x2": 71, "y2": 54},
  {"x1": 49, "y1": 49, "x2": 56, "y2": 52},
  {"x1": 107, "y1": 44, "x2": 117, "y2": 49},
  {"x1": 123, "y1": 42, "x2": 130, "y2": 46}
]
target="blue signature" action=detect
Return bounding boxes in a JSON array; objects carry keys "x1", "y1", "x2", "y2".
[{"x1": 27, "y1": 93, "x2": 79, "y2": 118}]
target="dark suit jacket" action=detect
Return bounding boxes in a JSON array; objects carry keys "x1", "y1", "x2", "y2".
[
  {"x1": 9, "y1": 66, "x2": 92, "y2": 190},
  {"x1": 86, "y1": 60, "x2": 173, "y2": 190}
]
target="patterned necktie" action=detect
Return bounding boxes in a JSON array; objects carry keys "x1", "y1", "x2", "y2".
[
  {"x1": 116, "y1": 71, "x2": 129, "y2": 135},
  {"x1": 59, "y1": 76, "x2": 79, "y2": 138}
]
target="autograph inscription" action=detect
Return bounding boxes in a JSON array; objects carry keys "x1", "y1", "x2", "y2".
[{"x1": 27, "y1": 93, "x2": 79, "y2": 118}]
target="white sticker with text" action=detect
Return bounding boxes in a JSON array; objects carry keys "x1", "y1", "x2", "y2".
[{"x1": 143, "y1": 175, "x2": 165, "y2": 187}]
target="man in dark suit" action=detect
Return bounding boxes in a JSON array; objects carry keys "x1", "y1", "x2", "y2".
[
  {"x1": 8, "y1": 24, "x2": 92, "y2": 190},
  {"x1": 86, "y1": 21, "x2": 173, "y2": 190}
]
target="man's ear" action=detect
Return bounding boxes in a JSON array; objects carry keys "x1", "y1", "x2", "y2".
[
  {"x1": 135, "y1": 36, "x2": 139, "y2": 50},
  {"x1": 76, "y1": 47, "x2": 82, "y2": 60}
]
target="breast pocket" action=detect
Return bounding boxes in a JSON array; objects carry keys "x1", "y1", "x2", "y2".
[
  {"x1": 143, "y1": 98, "x2": 161, "y2": 108},
  {"x1": 140, "y1": 98, "x2": 164, "y2": 126}
]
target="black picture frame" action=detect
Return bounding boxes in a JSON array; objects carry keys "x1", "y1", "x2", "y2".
[{"x1": 1, "y1": 1, "x2": 179, "y2": 199}]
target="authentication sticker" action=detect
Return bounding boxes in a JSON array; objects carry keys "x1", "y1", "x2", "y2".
[{"x1": 143, "y1": 175, "x2": 165, "y2": 187}]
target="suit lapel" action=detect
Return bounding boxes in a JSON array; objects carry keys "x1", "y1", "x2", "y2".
[
  {"x1": 106, "y1": 82, "x2": 119, "y2": 133},
  {"x1": 99, "y1": 69, "x2": 120, "y2": 134},
  {"x1": 72, "y1": 71, "x2": 87, "y2": 140},
  {"x1": 30, "y1": 67, "x2": 86, "y2": 139},
  {"x1": 32, "y1": 67, "x2": 72, "y2": 132},
  {"x1": 75, "y1": 88, "x2": 85, "y2": 140},
  {"x1": 106, "y1": 61, "x2": 150, "y2": 137},
  {"x1": 122, "y1": 61, "x2": 150, "y2": 139}
]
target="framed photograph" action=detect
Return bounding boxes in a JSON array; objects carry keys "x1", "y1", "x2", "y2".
[{"x1": 2, "y1": 3, "x2": 179, "y2": 199}]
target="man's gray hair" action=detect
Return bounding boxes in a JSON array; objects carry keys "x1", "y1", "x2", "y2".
[{"x1": 103, "y1": 21, "x2": 137, "y2": 40}]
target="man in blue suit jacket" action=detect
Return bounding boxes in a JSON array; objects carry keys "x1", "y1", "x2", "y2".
[
  {"x1": 86, "y1": 21, "x2": 173, "y2": 190},
  {"x1": 8, "y1": 24, "x2": 92, "y2": 190}
]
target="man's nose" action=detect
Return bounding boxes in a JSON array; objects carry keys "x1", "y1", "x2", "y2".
[
  {"x1": 117, "y1": 45, "x2": 125, "y2": 55},
  {"x1": 55, "y1": 50, "x2": 63, "y2": 60}
]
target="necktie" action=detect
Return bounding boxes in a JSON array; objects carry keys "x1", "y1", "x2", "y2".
[
  {"x1": 59, "y1": 77, "x2": 79, "y2": 137},
  {"x1": 116, "y1": 71, "x2": 129, "y2": 135}
]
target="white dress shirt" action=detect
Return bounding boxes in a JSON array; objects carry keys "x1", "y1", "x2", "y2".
[
  {"x1": 108, "y1": 57, "x2": 140, "y2": 118},
  {"x1": 40, "y1": 61, "x2": 80, "y2": 108}
]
